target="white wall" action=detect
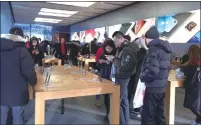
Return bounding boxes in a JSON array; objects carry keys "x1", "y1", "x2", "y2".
[{"x1": 70, "y1": 2, "x2": 200, "y2": 32}]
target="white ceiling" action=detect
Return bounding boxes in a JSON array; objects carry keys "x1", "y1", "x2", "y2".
[{"x1": 11, "y1": 2, "x2": 135, "y2": 26}]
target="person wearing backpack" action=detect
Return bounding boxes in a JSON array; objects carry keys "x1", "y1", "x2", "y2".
[
  {"x1": 181, "y1": 46, "x2": 201, "y2": 125},
  {"x1": 0, "y1": 27, "x2": 37, "y2": 124},
  {"x1": 106, "y1": 31, "x2": 139, "y2": 125}
]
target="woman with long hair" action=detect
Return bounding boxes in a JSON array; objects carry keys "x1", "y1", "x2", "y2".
[
  {"x1": 97, "y1": 38, "x2": 116, "y2": 122},
  {"x1": 181, "y1": 45, "x2": 201, "y2": 125}
]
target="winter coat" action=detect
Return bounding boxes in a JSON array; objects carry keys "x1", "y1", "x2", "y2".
[
  {"x1": 81, "y1": 43, "x2": 90, "y2": 55},
  {"x1": 0, "y1": 34, "x2": 37, "y2": 106},
  {"x1": 128, "y1": 48, "x2": 147, "y2": 95},
  {"x1": 54, "y1": 42, "x2": 68, "y2": 59},
  {"x1": 140, "y1": 39, "x2": 173, "y2": 93},
  {"x1": 28, "y1": 46, "x2": 44, "y2": 66},
  {"x1": 90, "y1": 42, "x2": 99, "y2": 54},
  {"x1": 95, "y1": 47, "x2": 104, "y2": 62},
  {"x1": 181, "y1": 65, "x2": 201, "y2": 109},
  {"x1": 113, "y1": 40, "x2": 139, "y2": 79}
]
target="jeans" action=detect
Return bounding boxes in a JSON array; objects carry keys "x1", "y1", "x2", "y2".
[
  {"x1": 115, "y1": 78, "x2": 130, "y2": 125},
  {"x1": 141, "y1": 91, "x2": 166, "y2": 125},
  {"x1": 1, "y1": 105, "x2": 25, "y2": 125}
]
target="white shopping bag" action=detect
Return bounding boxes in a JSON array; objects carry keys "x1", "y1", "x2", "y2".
[{"x1": 133, "y1": 79, "x2": 146, "y2": 109}]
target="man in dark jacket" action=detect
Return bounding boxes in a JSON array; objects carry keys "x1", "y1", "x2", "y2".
[
  {"x1": 0, "y1": 27, "x2": 37, "y2": 124},
  {"x1": 107, "y1": 31, "x2": 139, "y2": 125},
  {"x1": 54, "y1": 37, "x2": 68, "y2": 65},
  {"x1": 140, "y1": 26, "x2": 173, "y2": 125},
  {"x1": 129, "y1": 37, "x2": 148, "y2": 119}
]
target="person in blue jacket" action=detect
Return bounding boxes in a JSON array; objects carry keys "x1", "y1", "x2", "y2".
[
  {"x1": 97, "y1": 38, "x2": 116, "y2": 122},
  {"x1": 140, "y1": 26, "x2": 173, "y2": 125},
  {"x1": 0, "y1": 27, "x2": 37, "y2": 125}
]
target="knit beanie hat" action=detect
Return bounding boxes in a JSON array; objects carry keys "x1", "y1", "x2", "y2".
[{"x1": 145, "y1": 26, "x2": 159, "y2": 39}]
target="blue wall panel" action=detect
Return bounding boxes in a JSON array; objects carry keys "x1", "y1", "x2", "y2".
[{"x1": 1, "y1": 2, "x2": 14, "y2": 34}]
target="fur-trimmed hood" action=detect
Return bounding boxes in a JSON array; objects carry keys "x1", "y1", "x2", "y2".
[
  {"x1": 0, "y1": 34, "x2": 26, "y2": 51},
  {"x1": 1, "y1": 34, "x2": 26, "y2": 42}
]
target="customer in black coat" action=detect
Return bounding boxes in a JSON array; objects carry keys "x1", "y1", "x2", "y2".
[
  {"x1": 29, "y1": 37, "x2": 44, "y2": 66},
  {"x1": 97, "y1": 38, "x2": 116, "y2": 122},
  {"x1": 140, "y1": 26, "x2": 173, "y2": 125},
  {"x1": 54, "y1": 38, "x2": 68, "y2": 65},
  {"x1": 182, "y1": 65, "x2": 201, "y2": 125},
  {"x1": 129, "y1": 37, "x2": 148, "y2": 118},
  {"x1": 90, "y1": 38, "x2": 99, "y2": 55},
  {"x1": 0, "y1": 27, "x2": 37, "y2": 125}
]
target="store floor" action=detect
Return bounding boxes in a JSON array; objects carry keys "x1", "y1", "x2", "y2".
[{"x1": 24, "y1": 88, "x2": 194, "y2": 124}]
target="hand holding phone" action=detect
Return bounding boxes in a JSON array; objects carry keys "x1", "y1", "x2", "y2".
[{"x1": 105, "y1": 55, "x2": 115, "y2": 62}]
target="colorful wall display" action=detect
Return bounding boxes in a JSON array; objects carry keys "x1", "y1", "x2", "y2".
[
  {"x1": 71, "y1": 27, "x2": 109, "y2": 44},
  {"x1": 156, "y1": 9, "x2": 200, "y2": 43},
  {"x1": 70, "y1": 10, "x2": 200, "y2": 44}
]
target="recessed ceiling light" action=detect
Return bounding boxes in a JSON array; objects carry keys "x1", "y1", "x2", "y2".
[
  {"x1": 38, "y1": 12, "x2": 72, "y2": 17},
  {"x1": 34, "y1": 17, "x2": 62, "y2": 23},
  {"x1": 40, "y1": 8, "x2": 77, "y2": 15},
  {"x1": 48, "y1": 2, "x2": 95, "y2": 7}
]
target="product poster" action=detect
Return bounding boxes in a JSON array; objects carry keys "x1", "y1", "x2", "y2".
[
  {"x1": 156, "y1": 9, "x2": 200, "y2": 43},
  {"x1": 108, "y1": 18, "x2": 155, "y2": 42}
]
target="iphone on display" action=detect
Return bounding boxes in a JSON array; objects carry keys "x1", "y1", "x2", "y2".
[
  {"x1": 159, "y1": 12, "x2": 193, "y2": 39},
  {"x1": 168, "y1": 10, "x2": 200, "y2": 43}
]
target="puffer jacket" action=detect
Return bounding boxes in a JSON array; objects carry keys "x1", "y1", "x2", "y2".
[
  {"x1": 140, "y1": 39, "x2": 173, "y2": 93},
  {"x1": 113, "y1": 40, "x2": 139, "y2": 79},
  {"x1": 0, "y1": 34, "x2": 37, "y2": 106}
]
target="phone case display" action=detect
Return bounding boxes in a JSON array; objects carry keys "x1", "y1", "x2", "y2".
[{"x1": 157, "y1": 9, "x2": 200, "y2": 43}]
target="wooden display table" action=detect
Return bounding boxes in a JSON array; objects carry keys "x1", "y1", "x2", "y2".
[
  {"x1": 42, "y1": 57, "x2": 61, "y2": 66},
  {"x1": 77, "y1": 56, "x2": 96, "y2": 71},
  {"x1": 165, "y1": 70, "x2": 184, "y2": 124},
  {"x1": 34, "y1": 66, "x2": 120, "y2": 125}
]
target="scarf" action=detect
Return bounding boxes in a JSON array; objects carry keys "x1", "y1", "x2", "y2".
[{"x1": 61, "y1": 43, "x2": 66, "y2": 56}]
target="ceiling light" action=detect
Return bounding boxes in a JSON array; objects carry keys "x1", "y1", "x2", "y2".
[
  {"x1": 40, "y1": 8, "x2": 77, "y2": 15},
  {"x1": 38, "y1": 12, "x2": 72, "y2": 17},
  {"x1": 34, "y1": 17, "x2": 62, "y2": 23},
  {"x1": 48, "y1": 2, "x2": 95, "y2": 7}
]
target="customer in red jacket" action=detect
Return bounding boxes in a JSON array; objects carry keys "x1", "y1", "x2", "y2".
[{"x1": 95, "y1": 47, "x2": 104, "y2": 62}]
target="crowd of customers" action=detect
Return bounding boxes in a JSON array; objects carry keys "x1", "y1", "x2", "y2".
[{"x1": 1, "y1": 26, "x2": 200, "y2": 125}]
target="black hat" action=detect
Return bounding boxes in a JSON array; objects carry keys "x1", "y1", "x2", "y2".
[
  {"x1": 145, "y1": 26, "x2": 159, "y2": 39},
  {"x1": 9, "y1": 27, "x2": 24, "y2": 37}
]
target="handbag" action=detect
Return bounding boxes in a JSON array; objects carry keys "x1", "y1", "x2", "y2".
[{"x1": 133, "y1": 79, "x2": 146, "y2": 109}]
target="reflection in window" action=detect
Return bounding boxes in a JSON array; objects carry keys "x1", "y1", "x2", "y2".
[{"x1": 14, "y1": 23, "x2": 53, "y2": 41}]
